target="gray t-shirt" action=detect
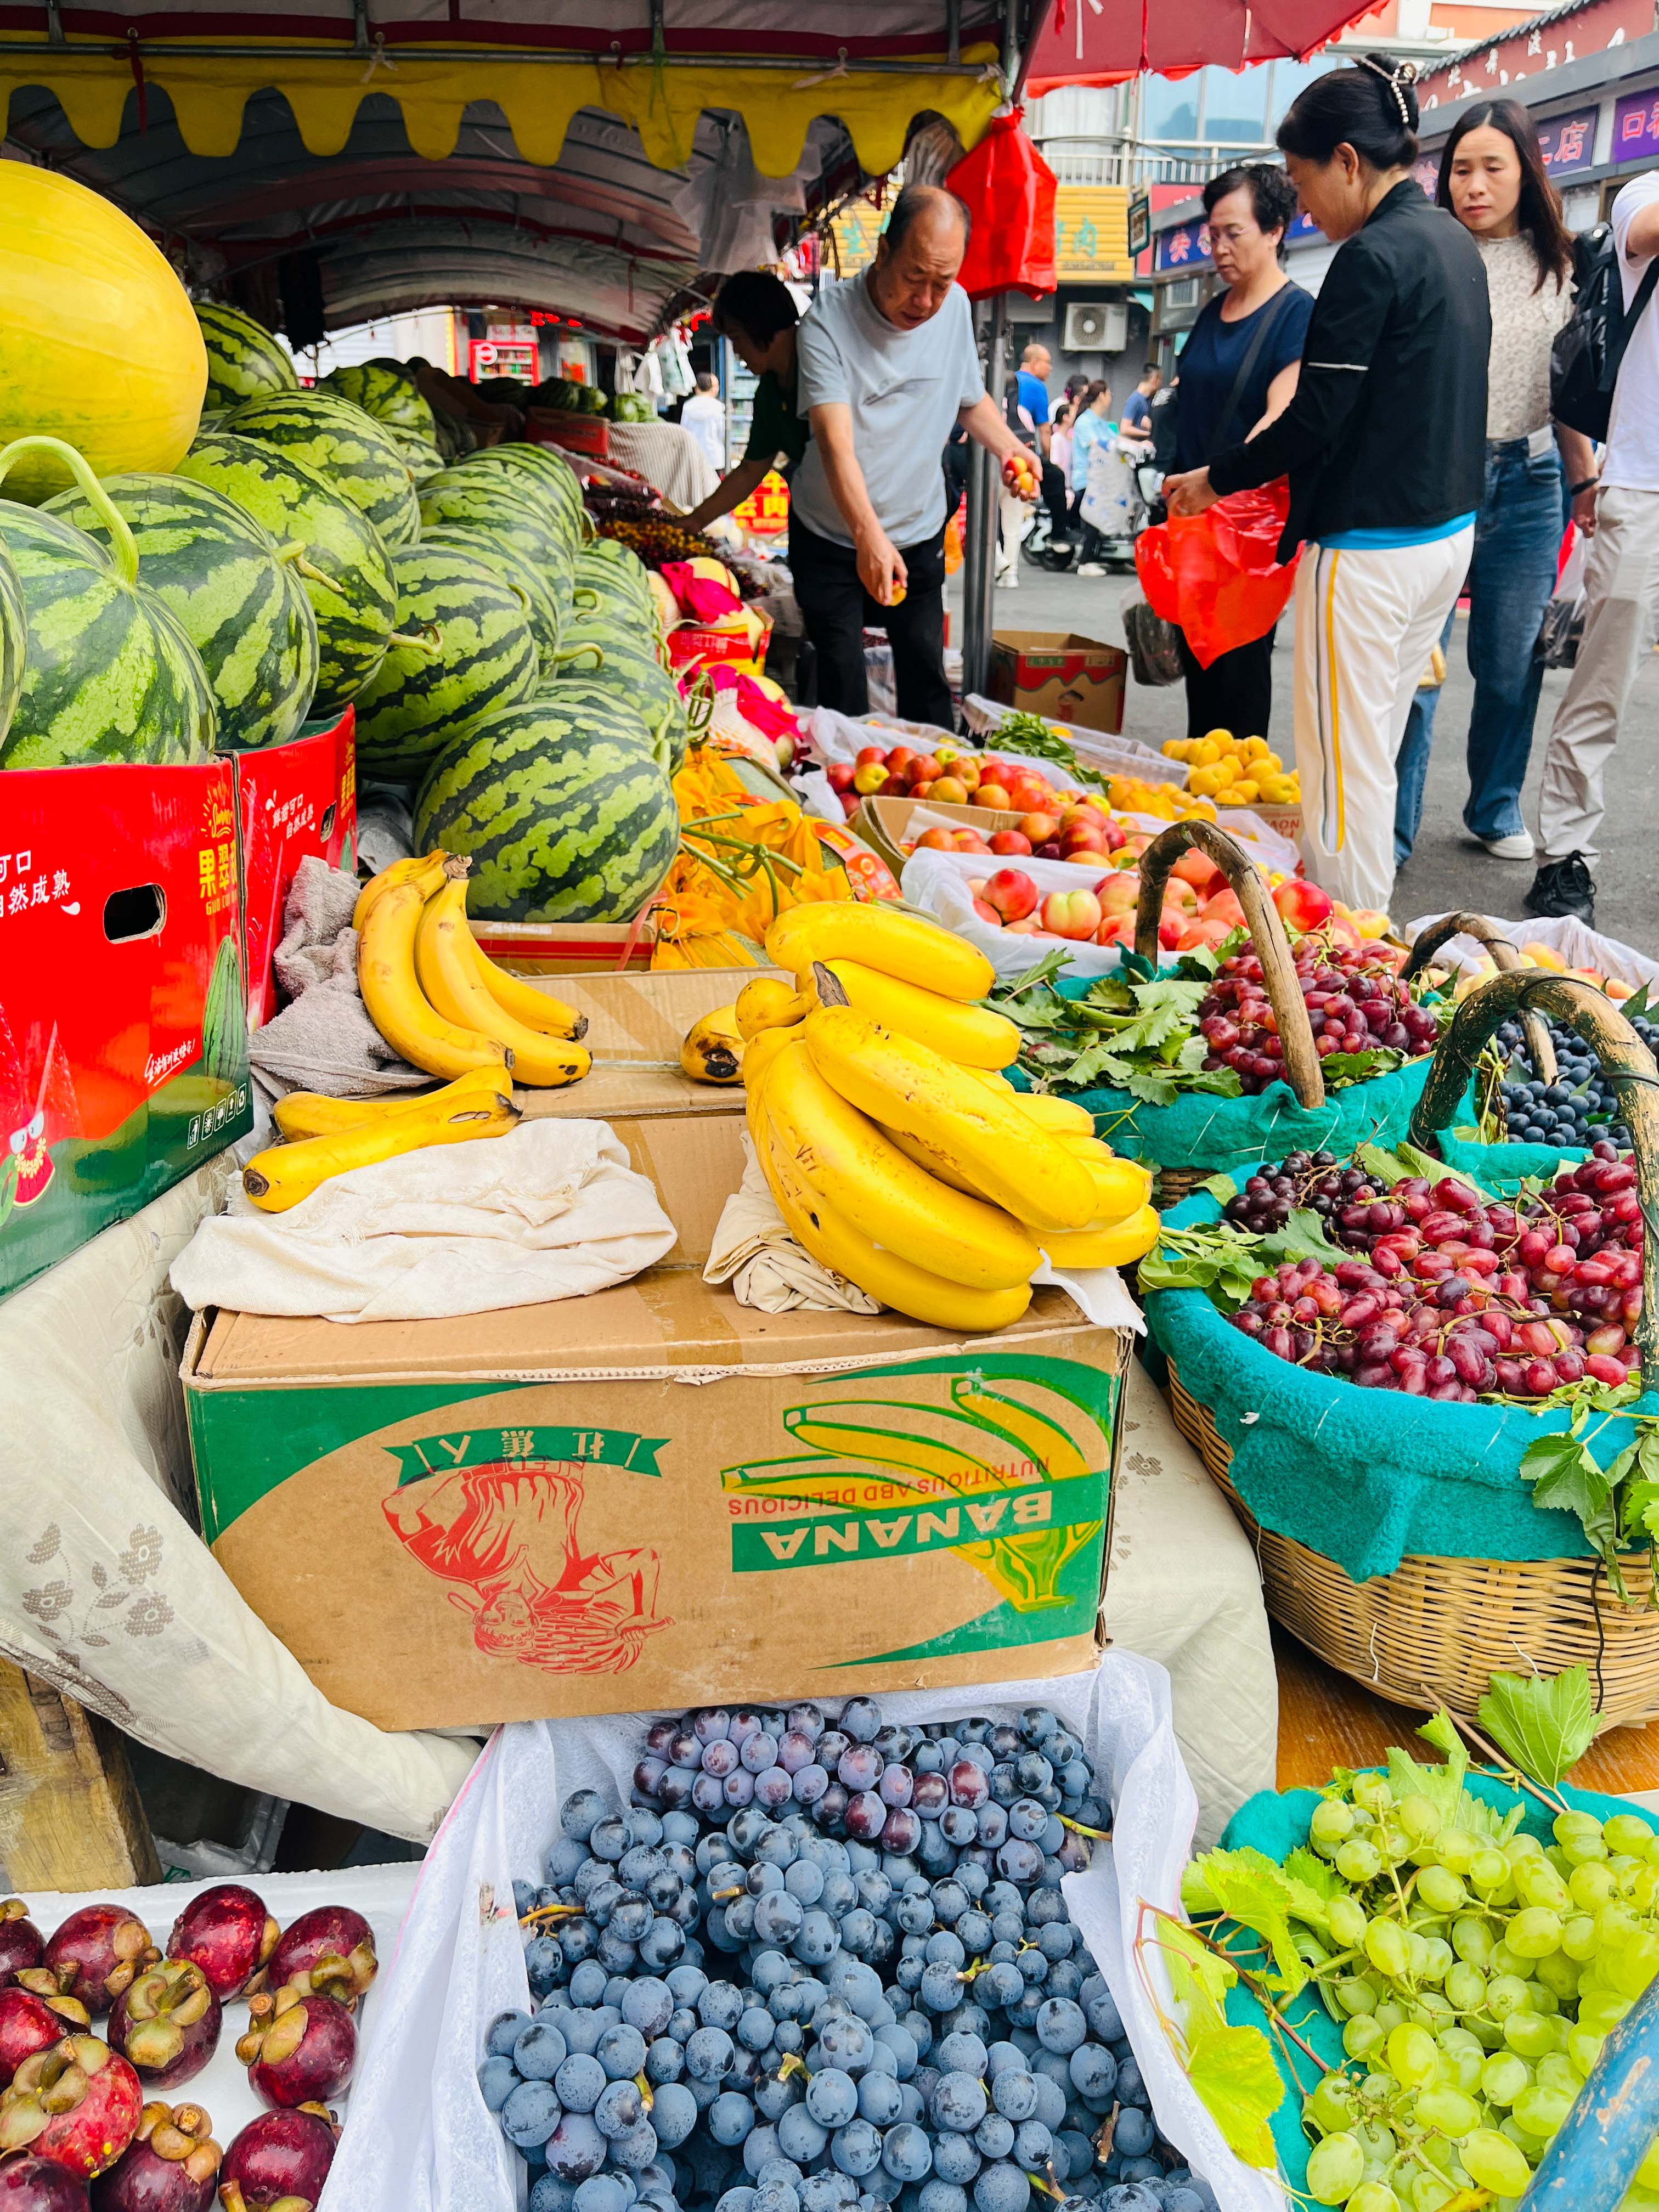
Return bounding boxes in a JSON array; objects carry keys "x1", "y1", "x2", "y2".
[{"x1": 791, "y1": 274, "x2": 985, "y2": 549}]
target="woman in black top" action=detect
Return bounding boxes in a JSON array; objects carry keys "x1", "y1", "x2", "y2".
[{"x1": 1164, "y1": 55, "x2": 1489, "y2": 916}]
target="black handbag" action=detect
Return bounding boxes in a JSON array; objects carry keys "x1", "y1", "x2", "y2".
[{"x1": 1551, "y1": 222, "x2": 1659, "y2": 441}]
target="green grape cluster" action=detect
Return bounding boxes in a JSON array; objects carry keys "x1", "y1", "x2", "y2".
[{"x1": 1297, "y1": 1776, "x2": 1659, "y2": 2212}]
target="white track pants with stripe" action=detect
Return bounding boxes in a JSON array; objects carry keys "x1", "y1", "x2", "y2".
[{"x1": 1293, "y1": 529, "x2": 1473, "y2": 913}]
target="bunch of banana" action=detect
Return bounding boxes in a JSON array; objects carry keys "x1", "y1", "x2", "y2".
[
  {"x1": 680, "y1": 1007, "x2": 745, "y2": 1084},
  {"x1": 737, "y1": 906, "x2": 1160, "y2": 1330},
  {"x1": 354, "y1": 850, "x2": 592, "y2": 1087},
  {"x1": 244, "y1": 1071, "x2": 520, "y2": 1212}
]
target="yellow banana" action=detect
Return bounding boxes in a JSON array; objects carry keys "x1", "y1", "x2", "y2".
[
  {"x1": 1060, "y1": 1144, "x2": 1154, "y2": 1223},
  {"x1": 1039, "y1": 1205, "x2": 1161, "y2": 1271},
  {"x1": 755, "y1": 1115, "x2": 1032, "y2": 1334},
  {"x1": 461, "y1": 922, "x2": 588, "y2": 1042},
  {"x1": 965, "y1": 1068, "x2": 1017, "y2": 1094},
  {"x1": 760, "y1": 1036, "x2": 1038, "y2": 1292},
  {"x1": 1009, "y1": 1092, "x2": 1094, "y2": 1136},
  {"x1": 883, "y1": 1120, "x2": 984, "y2": 1197},
  {"x1": 806, "y1": 960, "x2": 1019, "y2": 1070},
  {"x1": 242, "y1": 1095, "x2": 521, "y2": 1212},
  {"x1": 803, "y1": 1005, "x2": 1097, "y2": 1234},
  {"x1": 414, "y1": 864, "x2": 591, "y2": 1088},
  {"x1": 358, "y1": 879, "x2": 512, "y2": 1081},
  {"x1": 765, "y1": 906, "x2": 993, "y2": 1003},
  {"x1": 273, "y1": 1068, "x2": 510, "y2": 1141},
  {"x1": 742, "y1": 1025, "x2": 797, "y2": 1096},
  {"x1": 681, "y1": 1008, "x2": 745, "y2": 1084},
  {"x1": 352, "y1": 851, "x2": 446, "y2": 933},
  {"x1": 736, "y1": 975, "x2": 811, "y2": 1040}
]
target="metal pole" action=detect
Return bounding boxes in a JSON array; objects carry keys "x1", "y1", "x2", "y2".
[
  {"x1": 961, "y1": 292, "x2": 1008, "y2": 706},
  {"x1": 1520, "y1": 1969, "x2": 1659, "y2": 2207}
]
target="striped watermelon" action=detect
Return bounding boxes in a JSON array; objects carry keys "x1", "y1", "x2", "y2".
[
  {"x1": 226, "y1": 391, "x2": 421, "y2": 549},
  {"x1": 317, "y1": 360, "x2": 437, "y2": 442},
  {"x1": 554, "y1": 620, "x2": 686, "y2": 768},
  {"x1": 454, "y1": 444, "x2": 584, "y2": 541},
  {"x1": 195, "y1": 302, "x2": 297, "y2": 411},
  {"x1": 419, "y1": 468, "x2": 568, "y2": 571},
  {"x1": 577, "y1": 538, "x2": 653, "y2": 610},
  {"x1": 420, "y1": 522, "x2": 562, "y2": 678},
  {"x1": 43, "y1": 472, "x2": 320, "y2": 752},
  {"x1": 540, "y1": 670, "x2": 680, "y2": 776},
  {"x1": 387, "y1": 428, "x2": 446, "y2": 484},
  {"x1": 354, "y1": 543, "x2": 539, "y2": 785},
  {"x1": 413, "y1": 704, "x2": 678, "y2": 923},
  {"x1": 177, "y1": 432, "x2": 399, "y2": 717},
  {"x1": 0, "y1": 506, "x2": 217, "y2": 769},
  {"x1": 0, "y1": 544, "x2": 22, "y2": 757}
]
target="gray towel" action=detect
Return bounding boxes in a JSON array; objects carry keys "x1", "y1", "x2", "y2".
[{"x1": 249, "y1": 855, "x2": 430, "y2": 1099}]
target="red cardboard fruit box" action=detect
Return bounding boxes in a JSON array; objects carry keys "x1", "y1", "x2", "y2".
[
  {"x1": 235, "y1": 708, "x2": 357, "y2": 1030},
  {"x1": 989, "y1": 631, "x2": 1127, "y2": 736},
  {"x1": 0, "y1": 760, "x2": 253, "y2": 1302}
]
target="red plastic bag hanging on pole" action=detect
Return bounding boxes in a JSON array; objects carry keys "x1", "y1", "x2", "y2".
[
  {"x1": 945, "y1": 110, "x2": 1057, "y2": 299},
  {"x1": 1135, "y1": 482, "x2": 1300, "y2": 668}
]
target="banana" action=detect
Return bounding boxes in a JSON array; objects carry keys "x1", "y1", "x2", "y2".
[
  {"x1": 803, "y1": 1005, "x2": 1098, "y2": 1234},
  {"x1": 352, "y1": 850, "x2": 446, "y2": 934},
  {"x1": 1058, "y1": 1142, "x2": 1154, "y2": 1223},
  {"x1": 273, "y1": 1067, "x2": 510, "y2": 1141},
  {"x1": 681, "y1": 1008, "x2": 745, "y2": 1085},
  {"x1": 242, "y1": 1094, "x2": 521, "y2": 1212},
  {"x1": 1038, "y1": 1204, "x2": 1161, "y2": 1271},
  {"x1": 736, "y1": 975, "x2": 811, "y2": 1040},
  {"x1": 742, "y1": 1024, "x2": 798, "y2": 1096},
  {"x1": 765, "y1": 906, "x2": 993, "y2": 1003},
  {"x1": 883, "y1": 1121, "x2": 984, "y2": 1197},
  {"x1": 806, "y1": 960, "x2": 1020, "y2": 1071},
  {"x1": 462, "y1": 923, "x2": 588, "y2": 1043},
  {"x1": 965, "y1": 1069, "x2": 1017, "y2": 1094},
  {"x1": 1008, "y1": 1092, "x2": 1095, "y2": 1137},
  {"x1": 414, "y1": 864, "x2": 590, "y2": 1087},
  {"x1": 760, "y1": 1036, "x2": 1038, "y2": 1292},
  {"x1": 755, "y1": 1114, "x2": 1032, "y2": 1334},
  {"x1": 358, "y1": 879, "x2": 512, "y2": 1080}
]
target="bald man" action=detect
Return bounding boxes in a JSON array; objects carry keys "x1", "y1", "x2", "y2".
[{"x1": 790, "y1": 182, "x2": 1035, "y2": 727}]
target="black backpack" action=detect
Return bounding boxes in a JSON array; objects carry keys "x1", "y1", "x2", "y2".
[{"x1": 1551, "y1": 221, "x2": 1659, "y2": 439}]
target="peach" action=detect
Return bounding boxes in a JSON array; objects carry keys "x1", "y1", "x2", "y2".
[
  {"x1": 985, "y1": 868, "x2": 1040, "y2": 923},
  {"x1": 989, "y1": 831, "x2": 1033, "y2": 856},
  {"x1": 852, "y1": 763, "x2": 888, "y2": 795},
  {"x1": 1016, "y1": 812, "x2": 1059, "y2": 845},
  {"x1": 1096, "y1": 874, "x2": 1139, "y2": 917},
  {"x1": 915, "y1": 828, "x2": 956, "y2": 851},
  {"x1": 1040, "y1": 889, "x2": 1102, "y2": 941},
  {"x1": 826, "y1": 762, "x2": 856, "y2": 793},
  {"x1": 1171, "y1": 849, "x2": 1223, "y2": 893},
  {"x1": 1272, "y1": 877, "x2": 1334, "y2": 932},
  {"x1": 973, "y1": 784, "x2": 1013, "y2": 811},
  {"x1": 855, "y1": 745, "x2": 886, "y2": 768},
  {"x1": 951, "y1": 830, "x2": 989, "y2": 853},
  {"x1": 910, "y1": 754, "x2": 942, "y2": 784},
  {"x1": 1095, "y1": 913, "x2": 1135, "y2": 949},
  {"x1": 972, "y1": 897, "x2": 1002, "y2": 926},
  {"x1": 1200, "y1": 888, "x2": 1246, "y2": 930},
  {"x1": 929, "y1": 776, "x2": 968, "y2": 805}
]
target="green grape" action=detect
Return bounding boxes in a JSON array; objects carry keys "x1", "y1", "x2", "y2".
[
  {"x1": 1462, "y1": 2130, "x2": 1533, "y2": 2195},
  {"x1": 1387, "y1": 2023, "x2": 1438, "y2": 2087},
  {"x1": 1470, "y1": 1849, "x2": 1512, "y2": 1896},
  {"x1": 1535, "y1": 1951, "x2": 1581, "y2": 2002},
  {"x1": 1306, "y1": 2074, "x2": 1358, "y2": 2131},
  {"x1": 1312, "y1": 1799, "x2": 1358, "y2": 1851},
  {"x1": 1374, "y1": 2002, "x2": 1407, "y2": 2034},
  {"x1": 1623, "y1": 2186, "x2": 1659, "y2": 2212},
  {"x1": 1637, "y1": 2135, "x2": 1659, "y2": 2191},
  {"x1": 1503, "y1": 2011, "x2": 1558, "y2": 2058},
  {"x1": 1354, "y1": 1775, "x2": 1393, "y2": 1815},
  {"x1": 1605, "y1": 1813, "x2": 1655, "y2": 1855},
  {"x1": 1513, "y1": 2083, "x2": 1572, "y2": 2137},
  {"x1": 1605, "y1": 1928, "x2": 1659, "y2": 2000},
  {"x1": 1330, "y1": 1895, "x2": 1369, "y2": 1949},
  {"x1": 1440, "y1": 2024, "x2": 1485, "y2": 2059},
  {"x1": 1523, "y1": 1980, "x2": 1561, "y2": 2017},
  {"x1": 1516, "y1": 1860, "x2": 1571, "y2": 1912},
  {"x1": 1579, "y1": 1989, "x2": 1634, "y2": 2033},
  {"x1": 1598, "y1": 1903, "x2": 1639, "y2": 1945},
  {"x1": 1486, "y1": 1974, "x2": 1530, "y2": 2019},
  {"x1": 1344, "y1": 2015, "x2": 1385, "y2": 2059},
  {"x1": 1562, "y1": 1912, "x2": 1602, "y2": 1961},
  {"x1": 1509, "y1": 1907, "x2": 1564, "y2": 1959},
  {"x1": 1436, "y1": 1828, "x2": 1479, "y2": 1875},
  {"x1": 1414, "y1": 1993, "x2": 1455, "y2": 2030},
  {"x1": 1415, "y1": 2084, "x2": 1480, "y2": 2136},
  {"x1": 1490, "y1": 1940, "x2": 1525, "y2": 1978},
  {"x1": 1405, "y1": 1932, "x2": 1431, "y2": 1979},
  {"x1": 1507, "y1": 1832, "x2": 1546, "y2": 1863},
  {"x1": 1409, "y1": 2176, "x2": 1454, "y2": 2212},
  {"x1": 1467, "y1": 2015, "x2": 1506, "y2": 2053},
  {"x1": 1553, "y1": 1813, "x2": 1607, "y2": 1866},
  {"x1": 1481, "y1": 2051, "x2": 1531, "y2": 2105},
  {"x1": 1378, "y1": 1825, "x2": 1413, "y2": 1867},
  {"x1": 1399, "y1": 1794, "x2": 1441, "y2": 1843},
  {"x1": 1612, "y1": 1855, "x2": 1646, "y2": 1895},
  {"x1": 1571, "y1": 1860, "x2": 1618, "y2": 1909},
  {"x1": 1534, "y1": 2052, "x2": 1578, "y2": 2096},
  {"x1": 1336, "y1": 1976, "x2": 1380, "y2": 2016},
  {"x1": 1503, "y1": 2114, "x2": 1550, "y2": 2159},
  {"x1": 1339, "y1": 1839, "x2": 1384, "y2": 1884},
  {"x1": 1544, "y1": 1845, "x2": 1576, "y2": 1880},
  {"x1": 1444, "y1": 1962, "x2": 1486, "y2": 2012},
  {"x1": 1365, "y1": 1920, "x2": 1410, "y2": 1978},
  {"x1": 1353, "y1": 2120, "x2": 1397, "y2": 2162},
  {"x1": 1568, "y1": 2025, "x2": 1605, "y2": 2076},
  {"x1": 1307, "y1": 2131, "x2": 1365, "y2": 2205},
  {"x1": 1452, "y1": 1917, "x2": 1496, "y2": 1969},
  {"x1": 1415, "y1": 1865, "x2": 1465, "y2": 1914},
  {"x1": 1628, "y1": 1865, "x2": 1659, "y2": 1911},
  {"x1": 1436, "y1": 2038, "x2": 1484, "y2": 2094},
  {"x1": 1419, "y1": 1938, "x2": 1454, "y2": 1984},
  {"x1": 1348, "y1": 2186, "x2": 1400, "y2": 2212}
]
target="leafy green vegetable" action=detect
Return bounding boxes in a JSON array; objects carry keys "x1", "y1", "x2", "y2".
[
  {"x1": 1477, "y1": 1667, "x2": 1598, "y2": 1787},
  {"x1": 1137, "y1": 1225, "x2": 1265, "y2": 1310}
]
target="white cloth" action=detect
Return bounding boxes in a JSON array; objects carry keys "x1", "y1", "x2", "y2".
[
  {"x1": 170, "y1": 1120, "x2": 676, "y2": 1324},
  {"x1": 1606, "y1": 171, "x2": 1659, "y2": 492},
  {"x1": 248, "y1": 856, "x2": 430, "y2": 1101},
  {"x1": 679, "y1": 392, "x2": 727, "y2": 473},
  {"x1": 606, "y1": 420, "x2": 719, "y2": 511},
  {"x1": 1294, "y1": 528, "x2": 1473, "y2": 912},
  {"x1": 1536, "y1": 483, "x2": 1659, "y2": 859},
  {"x1": 704, "y1": 1135, "x2": 881, "y2": 1313},
  {"x1": 792, "y1": 275, "x2": 985, "y2": 549}
]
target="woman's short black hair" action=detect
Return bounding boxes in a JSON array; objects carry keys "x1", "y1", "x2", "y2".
[
  {"x1": 713, "y1": 271, "x2": 800, "y2": 347},
  {"x1": 1201, "y1": 162, "x2": 1299, "y2": 238},
  {"x1": 1277, "y1": 53, "x2": 1419, "y2": 172}
]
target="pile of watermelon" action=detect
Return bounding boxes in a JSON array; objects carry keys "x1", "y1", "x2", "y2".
[{"x1": 0, "y1": 297, "x2": 687, "y2": 928}]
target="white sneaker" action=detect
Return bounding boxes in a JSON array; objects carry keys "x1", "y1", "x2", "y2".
[
  {"x1": 1075, "y1": 562, "x2": 1106, "y2": 577},
  {"x1": 1460, "y1": 828, "x2": 1536, "y2": 861},
  {"x1": 1001, "y1": 572, "x2": 1019, "y2": 589}
]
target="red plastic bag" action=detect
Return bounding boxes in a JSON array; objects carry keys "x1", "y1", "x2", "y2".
[
  {"x1": 661, "y1": 560, "x2": 742, "y2": 623},
  {"x1": 945, "y1": 111, "x2": 1057, "y2": 300},
  {"x1": 1135, "y1": 482, "x2": 1300, "y2": 669}
]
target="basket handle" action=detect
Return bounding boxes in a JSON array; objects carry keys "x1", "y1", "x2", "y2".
[
  {"x1": 1132, "y1": 819, "x2": 1325, "y2": 1111},
  {"x1": 1408, "y1": 971, "x2": 1659, "y2": 1389},
  {"x1": 1403, "y1": 911, "x2": 1558, "y2": 1085}
]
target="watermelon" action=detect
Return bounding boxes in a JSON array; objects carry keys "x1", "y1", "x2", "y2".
[
  {"x1": 354, "y1": 543, "x2": 539, "y2": 784},
  {"x1": 577, "y1": 538, "x2": 653, "y2": 608},
  {"x1": 539, "y1": 669, "x2": 684, "y2": 777},
  {"x1": 177, "y1": 432, "x2": 399, "y2": 716},
  {"x1": 413, "y1": 704, "x2": 678, "y2": 923},
  {"x1": 43, "y1": 472, "x2": 320, "y2": 752},
  {"x1": 0, "y1": 506, "x2": 217, "y2": 769},
  {"x1": 387, "y1": 428, "x2": 446, "y2": 484},
  {"x1": 0, "y1": 544, "x2": 22, "y2": 757},
  {"x1": 452, "y1": 444, "x2": 584, "y2": 540},
  {"x1": 226, "y1": 391, "x2": 421, "y2": 549},
  {"x1": 317, "y1": 359, "x2": 437, "y2": 441},
  {"x1": 195, "y1": 302, "x2": 297, "y2": 411},
  {"x1": 561, "y1": 614, "x2": 672, "y2": 691},
  {"x1": 420, "y1": 522, "x2": 562, "y2": 678},
  {"x1": 419, "y1": 469, "x2": 576, "y2": 633}
]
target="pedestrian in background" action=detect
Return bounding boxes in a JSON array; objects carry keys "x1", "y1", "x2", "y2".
[
  {"x1": 1166, "y1": 163, "x2": 1313, "y2": 743},
  {"x1": 1015, "y1": 341, "x2": 1074, "y2": 552},
  {"x1": 1050, "y1": 399, "x2": 1075, "y2": 489},
  {"x1": 1392, "y1": 100, "x2": 1593, "y2": 869},
  {"x1": 1119, "y1": 362, "x2": 1161, "y2": 449},
  {"x1": 1526, "y1": 167, "x2": 1659, "y2": 922},
  {"x1": 1163, "y1": 57, "x2": 1490, "y2": 916},
  {"x1": 1070, "y1": 380, "x2": 1116, "y2": 575},
  {"x1": 680, "y1": 372, "x2": 726, "y2": 475}
]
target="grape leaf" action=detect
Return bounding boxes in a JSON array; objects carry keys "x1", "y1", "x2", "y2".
[
  {"x1": 1180, "y1": 1847, "x2": 1307, "y2": 1996},
  {"x1": 1198, "y1": 1174, "x2": 1239, "y2": 1203},
  {"x1": 1158, "y1": 1914, "x2": 1234, "y2": 2041},
  {"x1": 1320, "y1": 1048, "x2": 1408, "y2": 1090},
  {"x1": 1521, "y1": 1434, "x2": 1627, "y2": 1599},
  {"x1": 1477, "y1": 1667, "x2": 1598, "y2": 1788},
  {"x1": 1280, "y1": 1846, "x2": 1345, "y2": 1921},
  {"x1": 1355, "y1": 1143, "x2": 1412, "y2": 1187},
  {"x1": 1184, "y1": 2025, "x2": 1283, "y2": 2168},
  {"x1": 1257, "y1": 1210, "x2": 1346, "y2": 1271},
  {"x1": 1383, "y1": 1711, "x2": 1521, "y2": 1842}
]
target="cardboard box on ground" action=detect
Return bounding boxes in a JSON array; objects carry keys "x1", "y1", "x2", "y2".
[
  {"x1": 182, "y1": 969, "x2": 1131, "y2": 1735},
  {"x1": 989, "y1": 631, "x2": 1127, "y2": 735}
]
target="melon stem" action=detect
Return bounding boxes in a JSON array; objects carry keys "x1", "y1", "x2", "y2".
[{"x1": 0, "y1": 436, "x2": 141, "y2": 584}]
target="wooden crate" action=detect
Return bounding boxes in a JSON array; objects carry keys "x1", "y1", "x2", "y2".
[{"x1": 0, "y1": 1657, "x2": 160, "y2": 1891}]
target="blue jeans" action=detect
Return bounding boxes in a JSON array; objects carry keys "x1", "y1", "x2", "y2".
[{"x1": 1393, "y1": 436, "x2": 1565, "y2": 864}]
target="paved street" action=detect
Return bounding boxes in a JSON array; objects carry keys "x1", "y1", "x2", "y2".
[{"x1": 949, "y1": 562, "x2": 1659, "y2": 950}]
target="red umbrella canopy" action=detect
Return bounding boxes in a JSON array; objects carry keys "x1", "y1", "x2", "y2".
[{"x1": 1025, "y1": 0, "x2": 1380, "y2": 88}]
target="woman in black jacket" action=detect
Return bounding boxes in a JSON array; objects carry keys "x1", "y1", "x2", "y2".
[{"x1": 1164, "y1": 55, "x2": 1490, "y2": 917}]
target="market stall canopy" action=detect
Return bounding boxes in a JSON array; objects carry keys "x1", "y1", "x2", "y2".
[
  {"x1": 0, "y1": 0, "x2": 1013, "y2": 338},
  {"x1": 1024, "y1": 0, "x2": 1374, "y2": 89}
]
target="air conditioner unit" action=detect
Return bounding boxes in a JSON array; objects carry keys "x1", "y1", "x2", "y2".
[{"x1": 1063, "y1": 301, "x2": 1127, "y2": 353}]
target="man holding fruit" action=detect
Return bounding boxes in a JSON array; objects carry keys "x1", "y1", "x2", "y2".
[{"x1": 790, "y1": 183, "x2": 1039, "y2": 728}]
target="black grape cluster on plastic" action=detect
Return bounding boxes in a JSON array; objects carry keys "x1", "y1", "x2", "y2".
[
  {"x1": 1493, "y1": 1011, "x2": 1659, "y2": 1150},
  {"x1": 478, "y1": 1701, "x2": 1216, "y2": 2212}
]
